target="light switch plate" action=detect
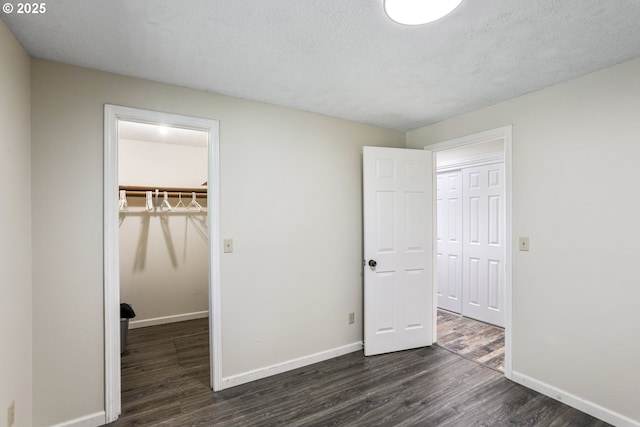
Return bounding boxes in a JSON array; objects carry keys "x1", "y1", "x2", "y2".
[
  {"x1": 519, "y1": 237, "x2": 529, "y2": 251},
  {"x1": 223, "y1": 239, "x2": 233, "y2": 253}
]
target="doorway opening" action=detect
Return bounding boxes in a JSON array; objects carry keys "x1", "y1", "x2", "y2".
[
  {"x1": 428, "y1": 126, "x2": 512, "y2": 378},
  {"x1": 104, "y1": 105, "x2": 221, "y2": 423}
]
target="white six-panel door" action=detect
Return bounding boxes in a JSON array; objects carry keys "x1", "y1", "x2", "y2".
[
  {"x1": 462, "y1": 163, "x2": 505, "y2": 327},
  {"x1": 363, "y1": 147, "x2": 434, "y2": 356},
  {"x1": 436, "y1": 163, "x2": 505, "y2": 327},
  {"x1": 436, "y1": 171, "x2": 463, "y2": 313}
]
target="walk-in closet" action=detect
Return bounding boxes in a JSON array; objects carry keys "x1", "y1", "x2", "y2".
[{"x1": 117, "y1": 120, "x2": 211, "y2": 421}]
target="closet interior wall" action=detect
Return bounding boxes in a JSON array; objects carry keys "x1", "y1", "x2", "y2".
[{"x1": 118, "y1": 127, "x2": 209, "y2": 328}]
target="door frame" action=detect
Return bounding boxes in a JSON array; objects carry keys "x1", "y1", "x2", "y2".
[
  {"x1": 426, "y1": 125, "x2": 513, "y2": 379},
  {"x1": 103, "y1": 105, "x2": 222, "y2": 422}
]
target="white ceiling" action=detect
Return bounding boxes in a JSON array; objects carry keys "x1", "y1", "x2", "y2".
[{"x1": 3, "y1": 0, "x2": 640, "y2": 131}]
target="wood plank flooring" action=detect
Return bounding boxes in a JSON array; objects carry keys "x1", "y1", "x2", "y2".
[
  {"x1": 107, "y1": 319, "x2": 610, "y2": 426},
  {"x1": 436, "y1": 309, "x2": 505, "y2": 372}
]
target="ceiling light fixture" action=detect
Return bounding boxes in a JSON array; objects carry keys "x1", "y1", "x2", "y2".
[{"x1": 384, "y1": 0, "x2": 463, "y2": 25}]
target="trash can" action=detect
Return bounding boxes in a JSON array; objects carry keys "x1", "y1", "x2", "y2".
[
  {"x1": 120, "y1": 303, "x2": 136, "y2": 354},
  {"x1": 120, "y1": 318, "x2": 129, "y2": 354}
]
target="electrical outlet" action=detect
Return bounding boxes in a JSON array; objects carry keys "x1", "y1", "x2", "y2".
[
  {"x1": 519, "y1": 236, "x2": 530, "y2": 251},
  {"x1": 349, "y1": 312, "x2": 355, "y2": 324},
  {"x1": 223, "y1": 239, "x2": 233, "y2": 253},
  {"x1": 7, "y1": 401, "x2": 15, "y2": 427}
]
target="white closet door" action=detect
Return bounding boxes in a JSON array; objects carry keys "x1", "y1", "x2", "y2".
[
  {"x1": 462, "y1": 163, "x2": 505, "y2": 327},
  {"x1": 436, "y1": 171, "x2": 463, "y2": 314}
]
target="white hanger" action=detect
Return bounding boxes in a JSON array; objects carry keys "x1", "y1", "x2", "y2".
[
  {"x1": 187, "y1": 192, "x2": 202, "y2": 212},
  {"x1": 174, "y1": 192, "x2": 186, "y2": 209},
  {"x1": 160, "y1": 191, "x2": 172, "y2": 212},
  {"x1": 145, "y1": 191, "x2": 154, "y2": 212},
  {"x1": 118, "y1": 190, "x2": 128, "y2": 211}
]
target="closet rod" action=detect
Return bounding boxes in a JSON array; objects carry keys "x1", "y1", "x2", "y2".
[{"x1": 119, "y1": 185, "x2": 207, "y2": 198}]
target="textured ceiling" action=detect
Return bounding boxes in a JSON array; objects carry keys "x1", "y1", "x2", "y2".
[{"x1": 3, "y1": 0, "x2": 640, "y2": 131}]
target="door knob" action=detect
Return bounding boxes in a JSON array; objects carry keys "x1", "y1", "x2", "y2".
[{"x1": 368, "y1": 259, "x2": 377, "y2": 267}]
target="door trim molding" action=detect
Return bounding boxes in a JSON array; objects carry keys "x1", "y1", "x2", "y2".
[
  {"x1": 436, "y1": 152, "x2": 504, "y2": 172},
  {"x1": 103, "y1": 105, "x2": 222, "y2": 422},
  {"x1": 424, "y1": 125, "x2": 513, "y2": 379}
]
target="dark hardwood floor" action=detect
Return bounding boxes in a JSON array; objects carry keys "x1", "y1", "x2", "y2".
[
  {"x1": 108, "y1": 319, "x2": 610, "y2": 426},
  {"x1": 436, "y1": 309, "x2": 505, "y2": 372}
]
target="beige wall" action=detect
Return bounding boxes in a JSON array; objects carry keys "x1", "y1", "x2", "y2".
[
  {"x1": 118, "y1": 137, "x2": 208, "y2": 188},
  {"x1": 408, "y1": 59, "x2": 640, "y2": 423},
  {"x1": 119, "y1": 204, "x2": 209, "y2": 325},
  {"x1": 30, "y1": 59, "x2": 404, "y2": 425},
  {"x1": 0, "y1": 20, "x2": 32, "y2": 427}
]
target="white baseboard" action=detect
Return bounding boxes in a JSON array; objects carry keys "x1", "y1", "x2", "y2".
[
  {"x1": 512, "y1": 371, "x2": 640, "y2": 427},
  {"x1": 48, "y1": 411, "x2": 105, "y2": 427},
  {"x1": 128, "y1": 310, "x2": 209, "y2": 329},
  {"x1": 221, "y1": 341, "x2": 363, "y2": 389}
]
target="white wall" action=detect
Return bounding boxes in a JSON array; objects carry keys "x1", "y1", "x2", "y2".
[
  {"x1": 118, "y1": 137, "x2": 208, "y2": 188},
  {"x1": 119, "y1": 202, "x2": 209, "y2": 326},
  {"x1": 30, "y1": 59, "x2": 404, "y2": 426},
  {"x1": 119, "y1": 137, "x2": 209, "y2": 325},
  {"x1": 0, "y1": 20, "x2": 32, "y2": 427},
  {"x1": 408, "y1": 58, "x2": 640, "y2": 425}
]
